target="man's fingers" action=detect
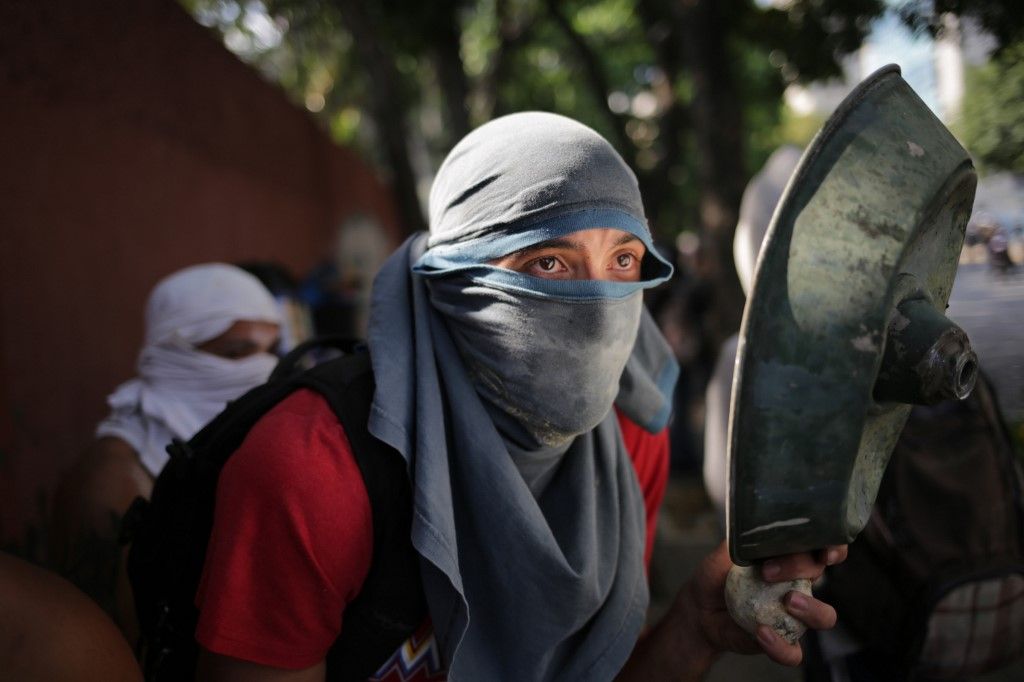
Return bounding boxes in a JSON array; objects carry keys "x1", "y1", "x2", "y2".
[
  {"x1": 759, "y1": 553, "x2": 825, "y2": 582},
  {"x1": 784, "y1": 591, "x2": 837, "y2": 630},
  {"x1": 818, "y1": 544, "x2": 848, "y2": 567},
  {"x1": 748, "y1": 592, "x2": 836, "y2": 667},
  {"x1": 755, "y1": 626, "x2": 803, "y2": 667},
  {"x1": 759, "y1": 545, "x2": 850, "y2": 582}
]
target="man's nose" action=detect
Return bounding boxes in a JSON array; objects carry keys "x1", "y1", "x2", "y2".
[{"x1": 581, "y1": 259, "x2": 607, "y2": 281}]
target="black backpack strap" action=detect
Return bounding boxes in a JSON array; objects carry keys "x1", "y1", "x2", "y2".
[
  {"x1": 297, "y1": 352, "x2": 427, "y2": 682},
  {"x1": 269, "y1": 335, "x2": 365, "y2": 383}
]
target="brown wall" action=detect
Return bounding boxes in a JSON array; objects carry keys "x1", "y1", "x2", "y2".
[{"x1": 0, "y1": 0, "x2": 403, "y2": 552}]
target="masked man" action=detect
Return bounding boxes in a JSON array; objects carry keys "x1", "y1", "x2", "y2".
[
  {"x1": 52, "y1": 263, "x2": 281, "y2": 637},
  {"x1": 196, "y1": 114, "x2": 842, "y2": 681}
]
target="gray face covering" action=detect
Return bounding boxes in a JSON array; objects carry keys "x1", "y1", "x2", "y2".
[
  {"x1": 427, "y1": 277, "x2": 643, "y2": 446},
  {"x1": 367, "y1": 112, "x2": 678, "y2": 681}
]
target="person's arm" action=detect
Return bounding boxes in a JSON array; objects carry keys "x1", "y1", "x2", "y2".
[
  {"x1": 49, "y1": 436, "x2": 153, "y2": 642},
  {"x1": 618, "y1": 542, "x2": 847, "y2": 681}
]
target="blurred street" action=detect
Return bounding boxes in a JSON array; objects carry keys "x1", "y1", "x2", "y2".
[{"x1": 948, "y1": 264, "x2": 1024, "y2": 422}]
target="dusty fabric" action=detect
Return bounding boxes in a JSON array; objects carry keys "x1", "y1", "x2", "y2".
[
  {"x1": 96, "y1": 263, "x2": 280, "y2": 476},
  {"x1": 367, "y1": 112, "x2": 677, "y2": 681},
  {"x1": 426, "y1": 277, "x2": 645, "y2": 448}
]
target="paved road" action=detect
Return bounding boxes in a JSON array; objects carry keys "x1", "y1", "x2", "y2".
[{"x1": 946, "y1": 264, "x2": 1024, "y2": 423}]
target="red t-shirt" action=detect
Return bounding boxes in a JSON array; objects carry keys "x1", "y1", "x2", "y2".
[{"x1": 195, "y1": 389, "x2": 669, "y2": 675}]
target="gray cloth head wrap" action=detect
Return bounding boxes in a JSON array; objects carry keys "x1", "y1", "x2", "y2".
[{"x1": 367, "y1": 112, "x2": 678, "y2": 681}]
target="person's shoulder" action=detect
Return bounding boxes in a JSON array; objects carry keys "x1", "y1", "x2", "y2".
[
  {"x1": 615, "y1": 409, "x2": 667, "y2": 451},
  {"x1": 222, "y1": 387, "x2": 361, "y2": 499},
  {"x1": 53, "y1": 436, "x2": 152, "y2": 532},
  {"x1": 87, "y1": 435, "x2": 140, "y2": 462},
  {"x1": 75, "y1": 436, "x2": 151, "y2": 490},
  {"x1": 261, "y1": 385, "x2": 342, "y2": 422},
  {"x1": 242, "y1": 388, "x2": 347, "y2": 457},
  {"x1": 615, "y1": 408, "x2": 669, "y2": 486},
  {"x1": 0, "y1": 552, "x2": 141, "y2": 681}
]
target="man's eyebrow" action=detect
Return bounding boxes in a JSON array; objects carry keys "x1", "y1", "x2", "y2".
[
  {"x1": 505, "y1": 236, "x2": 581, "y2": 259},
  {"x1": 505, "y1": 232, "x2": 641, "y2": 259}
]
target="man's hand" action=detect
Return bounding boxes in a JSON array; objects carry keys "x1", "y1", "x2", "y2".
[
  {"x1": 686, "y1": 541, "x2": 846, "y2": 666},
  {"x1": 617, "y1": 540, "x2": 847, "y2": 681}
]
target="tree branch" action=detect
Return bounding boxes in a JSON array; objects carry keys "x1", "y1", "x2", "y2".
[
  {"x1": 334, "y1": 0, "x2": 426, "y2": 235},
  {"x1": 542, "y1": 0, "x2": 633, "y2": 157}
]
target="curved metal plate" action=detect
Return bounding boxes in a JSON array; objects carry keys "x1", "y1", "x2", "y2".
[{"x1": 727, "y1": 65, "x2": 976, "y2": 565}]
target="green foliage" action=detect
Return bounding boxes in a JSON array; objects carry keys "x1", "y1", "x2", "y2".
[
  {"x1": 179, "y1": 0, "x2": 1024, "y2": 240},
  {"x1": 728, "y1": 28, "x2": 788, "y2": 185},
  {"x1": 958, "y1": 42, "x2": 1024, "y2": 174},
  {"x1": 746, "y1": 0, "x2": 885, "y2": 83},
  {"x1": 776, "y1": 108, "x2": 829, "y2": 149},
  {"x1": 897, "y1": 0, "x2": 1024, "y2": 55},
  {"x1": 491, "y1": 0, "x2": 653, "y2": 144},
  {"x1": 176, "y1": 0, "x2": 897, "y2": 239}
]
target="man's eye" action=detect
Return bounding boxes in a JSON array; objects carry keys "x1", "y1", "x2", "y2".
[
  {"x1": 616, "y1": 254, "x2": 635, "y2": 268},
  {"x1": 216, "y1": 346, "x2": 256, "y2": 360},
  {"x1": 535, "y1": 256, "x2": 558, "y2": 271}
]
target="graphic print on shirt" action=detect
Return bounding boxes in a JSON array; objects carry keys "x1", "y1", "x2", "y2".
[{"x1": 370, "y1": 621, "x2": 445, "y2": 682}]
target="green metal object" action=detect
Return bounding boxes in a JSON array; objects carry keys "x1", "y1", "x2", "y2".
[{"x1": 727, "y1": 65, "x2": 977, "y2": 566}]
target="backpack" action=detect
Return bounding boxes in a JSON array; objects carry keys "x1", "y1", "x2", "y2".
[
  {"x1": 822, "y1": 373, "x2": 1024, "y2": 680},
  {"x1": 123, "y1": 338, "x2": 427, "y2": 681}
]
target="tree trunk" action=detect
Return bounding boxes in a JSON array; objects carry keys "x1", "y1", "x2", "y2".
[
  {"x1": 429, "y1": 0, "x2": 473, "y2": 146},
  {"x1": 481, "y1": 0, "x2": 534, "y2": 120},
  {"x1": 678, "y1": 0, "x2": 747, "y2": 339},
  {"x1": 335, "y1": 0, "x2": 426, "y2": 235},
  {"x1": 543, "y1": 0, "x2": 634, "y2": 157},
  {"x1": 634, "y1": 0, "x2": 691, "y2": 240}
]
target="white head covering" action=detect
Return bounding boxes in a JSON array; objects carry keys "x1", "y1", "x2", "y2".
[{"x1": 96, "y1": 264, "x2": 281, "y2": 476}]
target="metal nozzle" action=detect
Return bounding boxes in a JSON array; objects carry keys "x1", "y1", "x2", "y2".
[{"x1": 873, "y1": 297, "x2": 978, "y2": 405}]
